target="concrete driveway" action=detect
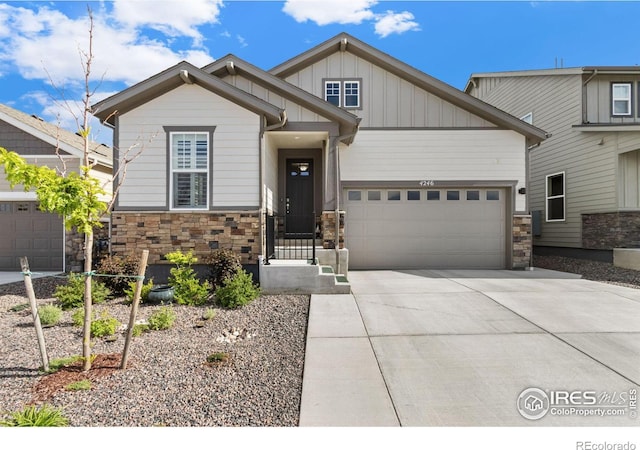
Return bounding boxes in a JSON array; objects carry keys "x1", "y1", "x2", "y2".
[{"x1": 299, "y1": 269, "x2": 640, "y2": 426}]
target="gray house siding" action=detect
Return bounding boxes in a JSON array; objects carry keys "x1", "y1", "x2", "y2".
[
  {"x1": 468, "y1": 69, "x2": 640, "y2": 250},
  {"x1": 284, "y1": 51, "x2": 496, "y2": 129}
]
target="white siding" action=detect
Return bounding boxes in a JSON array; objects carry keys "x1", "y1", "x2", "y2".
[
  {"x1": 117, "y1": 84, "x2": 261, "y2": 208},
  {"x1": 340, "y1": 129, "x2": 527, "y2": 211}
]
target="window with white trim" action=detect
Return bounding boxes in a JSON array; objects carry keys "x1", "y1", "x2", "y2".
[
  {"x1": 324, "y1": 81, "x2": 340, "y2": 107},
  {"x1": 323, "y1": 80, "x2": 361, "y2": 108},
  {"x1": 546, "y1": 172, "x2": 565, "y2": 221},
  {"x1": 170, "y1": 132, "x2": 209, "y2": 209},
  {"x1": 612, "y1": 83, "x2": 632, "y2": 116}
]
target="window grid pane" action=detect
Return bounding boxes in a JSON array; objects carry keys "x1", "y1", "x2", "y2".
[
  {"x1": 612, "y1": 83, "x2": 631, "y2": 115},
  {"x1": 426, "y1": 190, "x2": 440, "y2": 201},
  {"x1": 325, "y1": 82, "x2": 340, "y2": 106},
  {"x1": 172, "y1": 132, "x2": 209, "y2": 209},
  {"x1": 344, "y1": 81, "x2": 359, "y2": 107},
  {"x1": 407, "y1": 191, "x2": 420, "y2": 201}
]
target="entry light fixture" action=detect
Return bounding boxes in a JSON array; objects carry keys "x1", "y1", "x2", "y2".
[{"x1": 298, "y1": 163, "x2": 309, "y2": 172}]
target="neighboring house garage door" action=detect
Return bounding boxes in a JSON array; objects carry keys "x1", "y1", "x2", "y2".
[
  {"x1": 344, "y1": 187, "x2": 507, "y2": 269},
  {"x1": 0, "y1": 201, "x2": 64, "y2": 271}
]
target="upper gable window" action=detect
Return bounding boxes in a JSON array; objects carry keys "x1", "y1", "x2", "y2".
[
  {"x1": 612, "y1": 83, "x2": 632, "y2": 116},
  {"x1": 520, "y1": 112, "x2": 533, "y2": 124},
  {"x1": 325, "y1": 81, "x2": 341, "y2": 107},
  {"x1": 323, "y1": 80, "x2": 361, "y2": 109}
]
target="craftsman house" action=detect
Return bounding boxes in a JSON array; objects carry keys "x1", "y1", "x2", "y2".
[
  {"x1": 466, "y1": 67, "x2": 640, "y2": 256},
  {"x1": 92, "y1": 33, "x2": 546, "y2": 290},
  {"x1": 0, "y1": 103, "x2": 112, "y2": 271}
]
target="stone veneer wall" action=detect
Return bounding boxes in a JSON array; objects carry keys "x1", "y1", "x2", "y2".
[
  {"x1": 110, "y1": 211, "x2": 260, "y2": 265},
  {"x1": 512, "y1": 215, "x2": 532, "y2": 269},
  {"x1": 321, "y1": 211, "x2": 345, "y2": 249},
  {"x1": 582, "y1": 212, "x2": 640, "y2": 249},
  {"x1": 65, "y1": 223, "x2": 110, "y2": 272}
]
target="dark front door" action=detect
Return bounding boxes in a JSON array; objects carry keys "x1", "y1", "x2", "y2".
[{"x1": 286, "y1": 159, "x2": 314, "y2": 236}]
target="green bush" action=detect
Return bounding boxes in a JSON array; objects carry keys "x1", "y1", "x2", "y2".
[
  {"x1": 165, "y1": 250, "x2": 211, "y2": 305},
  {"x1": 124, "y1": 278, "x2": 154, "y2": 304},
  {"x1": 0, "y1": 404, "x2": 69, "y2": 427},
  {"x1": 90, "y1": 311, "x2": 120, "y2": 338},
  {"x1": 95, "y1": 254, "x2": 140, "y2": 296},
  {"x1": 215, "y1": 268, "x2": 260, "y2": 309},
  {"x1": 71, "y1": 309, "x2": 119, "y2": 338},
  {"x1": 37, "y1": 304, "x2": 62, "y2": 326},
  {"x1": 147, "y1": 306, "x2": 176, "y2": 331},
  {"x1": 204, "y1": 249, "x2": 241, "y2": 289},
  {"x1": 202, "y1": 308, "x2": 216, "y2": 321},
  {"x1": 132, "y1": 323, "x2": 149, "y2": 337},
  {"x1": 54, "y1": 273, "x2": 111, "y2": 310}
]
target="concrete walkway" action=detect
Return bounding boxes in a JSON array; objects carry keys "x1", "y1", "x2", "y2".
[
  {"x1": 0, "y1": 271, "x2": 62, "y2": 285},
  {"x1": 300, "y1": 269, "x2": 640, "y2": 426}
]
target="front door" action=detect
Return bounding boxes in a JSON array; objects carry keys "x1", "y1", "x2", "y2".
[{"x1": 285, "y1": 159, "x2": 314, "y2": 236}]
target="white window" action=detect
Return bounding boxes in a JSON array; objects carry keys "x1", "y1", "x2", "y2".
[
  {"x1": 344, "y1": 81, "x2": 360, "y2": 108},
  {"x1": 170, "y1": 132, "x2": 209, "y2": 209},
  {"x1": 324, "y1": 81, "x2": 340, "y2": 107},
  {"x1": 546, "y1": 172, "x2": 565, "y2": 222},
  {"x1": 323, "y1": 80, "x2": 361, "y2": 108},
  {"x1": 612, "y1": 83, "x2": 632, "y2": 116}
]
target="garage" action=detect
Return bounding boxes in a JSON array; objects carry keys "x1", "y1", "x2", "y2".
[
  {"x1": 344, "y1": 187, "x2": 507, "y2": 269},
  {"x1": 0, "y1": 201, "x2": 64, "y2": 271}
]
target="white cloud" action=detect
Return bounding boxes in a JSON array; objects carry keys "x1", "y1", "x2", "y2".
[
  {"x1": 374, "y1": 11, "x2": 420, "y2": 38},
  {"x1": 112, "y1": 0, "x2": 224, "y2": 47},
  {"x1": 283, "y1": 0, "x2": 376, "y2": 26},
  {"x1": 237, "y1": 35, "x2": 248, "y2": 48},
  {"x1": 0, "y1": 3, "x2": 215, "y2": 87},
  {"x1": 282, "y1": 0, "x2": 420, "y2": 37}
]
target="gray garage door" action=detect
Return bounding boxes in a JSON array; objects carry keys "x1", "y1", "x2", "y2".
[
  {"x1": 0, "y1": 201, "x2": 64, "y2": 271},
  {"x1": 344, "y1": 188, "x2": 507, "y2": 269}
]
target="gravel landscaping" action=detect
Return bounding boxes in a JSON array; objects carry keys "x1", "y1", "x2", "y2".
[
  {"x1": 533, "y1": 254, "x2": 640, "y2": 289},
  {"x1": 0, "y1": 276, "x2": 309, "y2": 427}
]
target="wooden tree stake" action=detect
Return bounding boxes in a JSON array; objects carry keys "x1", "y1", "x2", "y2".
[
  {"x1": 20, "y1": 257, "x2": 49, "y2": 372},
  {"x1": 120, "y1": 249, "x2": 149, "y2": 369}
]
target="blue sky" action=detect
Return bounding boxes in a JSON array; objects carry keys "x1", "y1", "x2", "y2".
[{"x1": 1, "y1": 0, "x2": 639, "y2": 146}]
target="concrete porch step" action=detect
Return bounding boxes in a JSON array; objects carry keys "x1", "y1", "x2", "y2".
[{"x1": 259, "y1": 260, "x2": 351, "y2": 295}]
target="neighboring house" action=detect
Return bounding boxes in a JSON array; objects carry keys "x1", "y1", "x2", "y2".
[
  {"x1": 92, "y1": 32, "x2": 546, "y2": 278},
  {"x1": 466, "y1": 67, "x2": 640, "y2": 255},
  {"x1": 0, "y1": 103, "x2": 112, "y2": 272}
]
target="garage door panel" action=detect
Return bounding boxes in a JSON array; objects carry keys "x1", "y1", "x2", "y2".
[
  {"x1": 0, "y1": 201, "x2": 63, "y2": 271},
  {"x1": 345, "y1": 188, "x2": 507, "y2": 270}
]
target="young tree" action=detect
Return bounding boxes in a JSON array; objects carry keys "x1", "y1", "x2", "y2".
[{"x1": 0, "y1": 8, "x2": 145, "y2": 371}]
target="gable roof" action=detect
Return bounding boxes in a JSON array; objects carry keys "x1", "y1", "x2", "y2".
[
  {"x1": 0, "y1": 103, "x2": 112, "y2": 167},
  {"x1": 271, "y1": 33, "x2": 548, "y2": 145},
  {"x1": 465, "y1": 66, "x2": 640, "y2": 92},
  {"x1": 92, "y1": 61, "x2": 285, "y2": 128},
  {"x1": 202, "y1": 55, "x2": 360, "y2": 143}
]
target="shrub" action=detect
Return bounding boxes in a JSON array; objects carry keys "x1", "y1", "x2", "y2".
[
  {"x1": 37, "y1": 304, "x2": 62, "y2": 326},
  {"x1": 202, "y1": 308, "x2": 216, "y2": 321},
  {"x1": 71, "y1": 309, "x2": 119, "y2": 338},
  {"x1": 215, "y1": 268, "x2": 260, "y2": 309},
  {"x1": 0, "y1": 404, "x2": 69, "y2": 427},
  {"x1": 65, "y1": 380, "x2": 91, "y2": 391},
  {"x1": 54, "y1": 273, "x2": 111, "y2": 310},
  {"x1": 95, "y1": 254, "x2": 140, "y2": 296},
  {"x1": 90, "y1": 311, "x2": 120, "y2": 338},
  {"x1": 124, "y1": 278, "x2": 154, "y2": 304},
  {"x1": 165, "y1": 250, "x2": 211, "y2": 305},
  {"x1": 204, "y1": 249, "x2": 241, "y2": 289},
  {"x1": 147, "y1": 306, "x2": 176, "y2": 331}
]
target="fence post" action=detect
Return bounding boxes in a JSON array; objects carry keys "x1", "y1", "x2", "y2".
[{"x1": 20, "y1": 257, "x2": 49, "y2": 372}]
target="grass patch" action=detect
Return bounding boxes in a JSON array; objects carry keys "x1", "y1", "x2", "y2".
[
  {"x1": 0, "y1": 404, "x2": 69, "y2": 427},
  {"x1": 65, "y1": 380, "x2": 92, "y2": 391}
]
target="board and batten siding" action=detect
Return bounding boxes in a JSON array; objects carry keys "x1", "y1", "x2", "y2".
[
  {"x1": 470, "y1": 74, "x2": 623, "y2": 248},
  {"x1": 585, "y1": 75, "x2": 640, "y2": 125},
  {"x1": 116, "y1": 84, "x2": 261, "y2": 209},
  {"x1": 340, "y1": 129, "x2": 527, "y2": 211},
  {"x1": 222, "y1": 74, "x2": 331, "y2": 124},
  {"x1": 283, "y1": 51, "x2": 496, "y2": 129}
]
